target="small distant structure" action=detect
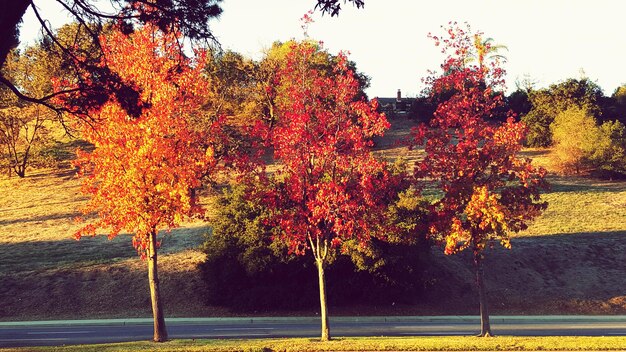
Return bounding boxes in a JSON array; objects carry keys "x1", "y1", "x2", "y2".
[{"x1": 375, "y1": 89, "x2": 415, "y2": 118}]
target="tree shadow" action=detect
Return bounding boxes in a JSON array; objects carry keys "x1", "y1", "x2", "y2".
[
  {"x1": 0, "y1": 226, "x2": 207, "y2": 273},
  {"x1": 546, "y1": 175, "x2": 626, "y2": 193},
  {"x1": 0, "y1": 200, "x2": 77, "y2": 214},
  {"x1": 16, "y1": 167, "x2": 75, "y2": 181},
  {"x1": 0, "y1": 225, "x2": 211, "y2": 321},
  {"x1": 0, "y1": 211, "x2": 82, "y2": 226},
  {"x1": 425, "y1": 230, "x2": 626, "y2": 314},
  {"x1": 519, "y1": 149, "x2": 550, "y2": 158}
]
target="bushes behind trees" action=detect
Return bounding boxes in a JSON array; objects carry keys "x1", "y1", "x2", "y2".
[
  {"x1": 199, "y1": 183, "x2": 432, "y2": 311},
  {"x1": 521, "y1": 78, "x2": 603, "y2": 147},
  {"x1": 549, "y1": 107, "x2": 626, "y2": 176}
]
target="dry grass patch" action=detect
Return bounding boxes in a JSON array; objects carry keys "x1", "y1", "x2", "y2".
[{"x1": 372, "y1": 116, "x2": 424, "y2": 164}]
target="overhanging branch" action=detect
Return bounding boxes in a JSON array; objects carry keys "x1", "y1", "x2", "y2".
[{"x1": 0, "y1": 75, "x2": 63, "y2": 112}]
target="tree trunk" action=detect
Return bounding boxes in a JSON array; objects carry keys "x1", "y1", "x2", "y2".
[
  {"x1": 0, "y1": 0, "x2": 29, "y2": 69},
  {"x1": 147, "y1": 229, "x2": 168, "y2": 342},
  {"x1": 16, "y1": 165, "x2": 25, "y2": 178},
  {"x1": 474, "y1": 252, "x2": 492, "y2": 337},
  {"x1": 316, "y1": 257, "x2": 330, "y2": 341}
]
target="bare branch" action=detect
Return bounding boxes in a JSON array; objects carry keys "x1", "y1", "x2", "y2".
[
  {"x1": 0, "y1": 75, "x2": 61, "y2": 112},
  {"x1": 71, "y1": 0, "x2": 139, "y2": 20}
]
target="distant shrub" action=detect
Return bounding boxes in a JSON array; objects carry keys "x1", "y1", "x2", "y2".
[
  {"x1": 522, "y1": 78, "x2": 603, "y2": 147},
  {"x1": 549, "y1": 107, "x2": 599, "y2": 174},
  {"x1": 522, "y1": 110, "x2": 553, "y2": 147},
  {"x1": 549, "y1": 107, "x2": 626, "y2": 176},
  {"x1": 591, "y1": 120, "x2": 626, "y2": 177},
  {"x1": 199, "y1": 182, "x2": 432, "y2": 311}
]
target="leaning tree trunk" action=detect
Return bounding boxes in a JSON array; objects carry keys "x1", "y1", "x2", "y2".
[
  {"x1": 474, "y1": 251, "x2": 492, "y2": 337},
  {"x1": 147, "y1": 229, "x2": 168, "y2": 342},
  {"x1": 316, "y1": 257, "x2": 330, "y2": 341}
]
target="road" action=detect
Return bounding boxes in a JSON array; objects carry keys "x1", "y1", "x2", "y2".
[{"x1": 1, "y1": 316, "x2": 626, "y2": 347}]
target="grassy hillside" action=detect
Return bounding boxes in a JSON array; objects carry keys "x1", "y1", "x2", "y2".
[{"x1": 1, "y1": 117, "x2": 625, "y2": 321}]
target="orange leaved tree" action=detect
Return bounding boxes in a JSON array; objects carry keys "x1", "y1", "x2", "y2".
[
  {"x1": 68, "y1": 25, "x2": 213, "y2": 342},
  {"x1": 412, "y1": 23, "x2": 548, "y2": 336}
]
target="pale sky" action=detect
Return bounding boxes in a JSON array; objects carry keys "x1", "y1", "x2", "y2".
[{"x1": 20, "y1": 0, "x2": 626, "y2": 98}]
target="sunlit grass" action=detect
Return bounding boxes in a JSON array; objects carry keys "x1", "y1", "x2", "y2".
[
  {"x1": 517, "y1": 175, "x2": 626, "y2": 237},
  {"x1": 8, "y1": 336, "x2": 626, "y2": 351}
]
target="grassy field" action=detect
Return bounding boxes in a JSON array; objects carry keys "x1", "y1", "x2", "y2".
[
  {"x1": 3, "y1": 336, "x2": 626, "y2": 352},
  {"x1": 0, "y1": 116, "x2": 625, "y2": 321}
]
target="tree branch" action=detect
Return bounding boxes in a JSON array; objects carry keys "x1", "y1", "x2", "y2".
[
  {"x1": 0, "y1": 75, "x2": 67, "y2": 112},
  {"x1": 71, "y1": 0, "x2": 139, "y2": 20},
  {"x1": 54, "y1": 0, "x2": 105, "y2": 57}
]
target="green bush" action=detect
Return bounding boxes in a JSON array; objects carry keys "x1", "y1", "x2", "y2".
[
  {"x1": 522, "y1": 78, "x2": 603, "y2": 147},
  {"x1": 549, "y1": 107, "x2": 599, "y2": 174},
  {"x1": 549, "y1": 107, "x2": 626, "y2": 176},
  {"x1": 591, "y1": 120, "x2": 626, "y2": 177},
  {"x1": 522, "y1": 110, "x2": 552, "y2": 147},
  {"x1": 199, "y1": 183, "x2": 432, "y2": 311}
]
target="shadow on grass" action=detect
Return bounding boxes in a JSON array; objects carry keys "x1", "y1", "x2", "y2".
[
  {"x1": 519, "y1": 149, "x2": 550, "y2": 158},
  {"x1": 515, "y1": 229, "x2": 626, "y2": 241},
  {"x1": 0, "y1": 200, "x2": 77, "y2": 213},
  {"x1": 18, "y1": 167, "x2": 77, "y2": 181},
  {"x1": 0, "y1": 211, "x2": 81, "y2": 226},
  {"x1": 424, "y1": 230, "x2": 626, "y2": 314},
  {"x1": 0, "y1": 235, "x2": 136, "y2": 273},
  {"x1": 546, "y1": 175, "x2": 626, "y2": 193},
  {"x1": 0, "y1": 227, "x2": 208, "y2": 273}
]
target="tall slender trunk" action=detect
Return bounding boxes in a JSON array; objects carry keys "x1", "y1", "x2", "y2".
[
  {"x1": 147, "y1": 229, "x2": 168, "y2": 342},
  {"x1": 316, "y1": 257, "x2": 330, "y2": 342},
  {"x1": 474, "y1": 252, "x2": 492, "y2": 337}
]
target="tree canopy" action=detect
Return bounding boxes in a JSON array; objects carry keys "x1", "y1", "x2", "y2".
[
  {"x1": 522, "y1": 78, "x2": 603, "y2": 147},
  {"x1": 256, "y1": 40, "x2": 390, "y2": 341},
  {"x1": 411, "y1": 22, "x2": 548, "y2": 337},
  {"x1": 68, "y1": 24, "x2": 218, "y2": 342}
]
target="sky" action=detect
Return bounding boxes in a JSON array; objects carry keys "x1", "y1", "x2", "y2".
[{"x1": 19, "y1": 0, "x2": 626, "y2": 98}]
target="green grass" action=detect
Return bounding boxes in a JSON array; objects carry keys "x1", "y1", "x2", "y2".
[
  {"x1": 517, "y1": 175, "x2": 626, "y2": 237},
  {"x1": 5, "y1": 336, "x2": 626, "y2": 351}
]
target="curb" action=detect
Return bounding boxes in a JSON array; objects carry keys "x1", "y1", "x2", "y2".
[{"x1": 2, "y1": 315, "x2": 626, "y2": 328}]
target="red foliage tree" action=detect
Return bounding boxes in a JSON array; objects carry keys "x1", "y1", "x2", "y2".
[
  {"x1": 261, "y1": 41, "x2": 392, "y2": 341},
  {"x1": 68, "y1": 25, "x2": 214, "y2": 342},
  {"x1": 412, "y1": 23, "x2": 548, "y2": 336}
]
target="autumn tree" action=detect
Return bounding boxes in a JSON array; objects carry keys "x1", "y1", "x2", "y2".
[
  {"x1": 0, "y1": 1, "x2": 221, "y2": 116},
  {"x1": 64, "y1": 25, "x2": 215, "y2": 342},
  {"x1": 0, "y1": 45, "x2": 60, "y2": 177},
  {"x1": 255, "y1": 40, "x2": 370, "y2": 126},
  {"x1": 411, "y1": 23, "x2": 548, "y2": 336},
  {"x1": 260, "y1": 40, "x2": 391, "y2": 341}
]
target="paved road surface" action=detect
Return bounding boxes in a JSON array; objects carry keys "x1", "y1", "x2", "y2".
[{"x1": 1, "y1": 316, "x2": 626, "y2": 347}]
